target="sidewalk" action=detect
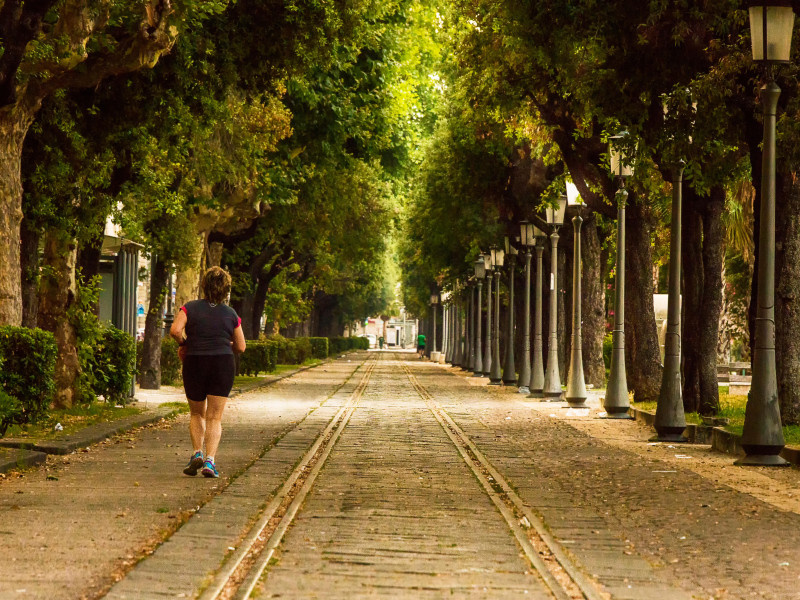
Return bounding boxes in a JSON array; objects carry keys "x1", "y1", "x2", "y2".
[{"x1": 0, "y1": 355, "x2": 367, "y2": 599}]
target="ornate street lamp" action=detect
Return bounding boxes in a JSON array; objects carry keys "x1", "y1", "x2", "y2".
[
  {"x1": 565, "y1": 183, "x2": 588, "y2": 408},
  {"x1": 464, "y1": 281, "x2": 473, "y2": 371},
  {"x1": 482, "y1": 253, "x2": 494, "y2": 377},
  {"x1": 502, "y1": 236, "x2": 518, "y2": 385},
  {"x1": 737, "y1": 1, "x2": 795, "y2": 466},
  {"x1": 654, "y1": 157, "x2": 687, "y2": 441},
  {"x1": 518, "y1": 222, "x2": 535, "y2": 393},
  {"x1": 542, "y1": 194, "x2": 568, "y2": 400},
  {"x1": 489, "y1": 245, "x2": 505, "y2": 384},
  {"x1": 430, "y1": 293, "x2": 439, "y2": 361},
  {"x1": 473, "y1": 258, "x2": 486, "y2": 376},
  {"x1": 527, "y1": 224, "x2": 547, "y2": 398},
  {"x1": 453, "y1": 283, "x2": 463, "y2": 367},
  {"x1": 603, "y1": 133, "x2": 635, "y2": 419}
]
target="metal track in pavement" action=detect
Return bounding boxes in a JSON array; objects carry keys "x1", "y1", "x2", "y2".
[
  {"x1": 197, "y1": 355, "x2": 378, "y2": 600},
  {"x1": 403, "y1": 363, "x2": 609, "y2": 600}
]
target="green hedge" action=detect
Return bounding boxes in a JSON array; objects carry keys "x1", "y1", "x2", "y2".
[
  {"x1": 328, "y1": 336, "x2": 369, "y2": 354},
  {"x1": 0, "y1": 327, "x2": 57, "y2": 436},
  {"x1": 136, "y1": 336, "x2": 183, "y2": 387},
  {"x1": 91, "y1": 326, "x2": 137, "y2": 405},
  {"x1": 238, "y1": 340, "x2": 278, "y2": 376},
  {"x1": 309, "y1": 337, "x2": 329, "y2": 359},
  {"x1": 271, "y1": 335, "x2": 313, "y2": 365}
]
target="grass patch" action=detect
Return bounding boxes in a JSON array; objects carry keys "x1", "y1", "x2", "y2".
[
  {"x1": 632, "y1": 394, "x2": 800, "y2": 447},
  {"x1": 159, "y1": 401, "x2": 190, "y2": 414},
  {"x1": 234, "y1": 358, "x2": 323, "y2": 383},
  {"x1": 3, "y1": 403, "x2": 142, "y2": 439}
]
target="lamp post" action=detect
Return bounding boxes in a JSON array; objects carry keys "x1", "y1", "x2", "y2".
[
  {"x1": 430, "y1": 293, "x2": 439, "y2": 361},
  {"x1": 463, "y1": 283, "x2": 473, "y2": 371},
  {"x1": 445, "y1": 298, "x2": 453, "y2": 364},
  {"x1": 518, "y1": 222, "x2": 535, "y2": 393},
  {"x1": 473, "y1": 258, "x2": 485, "y2": 375},
  {"x1": 502, "y1": 237, "x2": 518, "y2": 385},
  {"x1": 528, "y1": 227, "x2": 547, "y2": 397},
  {"x1": 603, "y1": 134, "x2": 635, "y2": 419},
  {"x1": 737, "y1": 1, "x2": 794, "y2": 466},
  {"x1": 653, "y1": 160, "x2": 688, "y2": 442},
  {"x1": 489, "y1": 245, "x2": 505, "y2": 384},
  {"x1": 453, "y1": 284, "x2": 463, "y2": 367},
  {"x1": 542, "y1": 195, "x2": 568, "y2": 400},
  {"x1": 482, "y1": 253, "x2": 493, "y2": 377},
  {"x1": 565, "y1": 183, "x2": 588, "y2": 408}
]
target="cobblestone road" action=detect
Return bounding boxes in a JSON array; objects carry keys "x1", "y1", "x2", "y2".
[{"x1": 2, "y1": 351, "x2": 799, "y2": 600}]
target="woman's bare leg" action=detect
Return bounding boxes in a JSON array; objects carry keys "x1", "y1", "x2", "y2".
[
  {"x1": 188, "y1": 399, "x2": 206, "y2": 454},
  {"x1": 204, "y1": 395, "x2": 228, "y2": 459}
]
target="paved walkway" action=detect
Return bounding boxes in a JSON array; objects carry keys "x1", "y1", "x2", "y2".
[{"x1": 0, "y1": 351, "x2": 799, "y2": 599}]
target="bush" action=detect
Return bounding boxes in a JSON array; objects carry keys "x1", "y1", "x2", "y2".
[
  {"x1": 238, "y1": 341, "x2": 278, "y2": 376},
  {"x1": 309, "y1": 337, "x2": 329, "y2": 359},
  {"x1": 91, "y1": 326, "x2": 137, "y2": 405},
  {"x1": 0, "y1": 326, "x2": 57, "y2": 436},
  {"x1": 328, "y1": 336, "x2": 369, "y2": 354},
  {"x1": 603, "y1": 333, "x2": 613, "y2": 381},
  {"x1": 136, "y1": 336, "x2": 183, "y2": 387},
  {"x1": 160, "y1": 337, "x2": 182, "y2": 385}
]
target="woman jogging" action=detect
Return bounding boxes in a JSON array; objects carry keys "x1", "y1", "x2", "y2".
[{"x1": 170, "y1": 266, "x2": 246, "y2": 478}]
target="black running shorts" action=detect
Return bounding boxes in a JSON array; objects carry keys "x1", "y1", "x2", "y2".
[{"x1": 182, "y1": 354, "x2": 236, "y2": 402}]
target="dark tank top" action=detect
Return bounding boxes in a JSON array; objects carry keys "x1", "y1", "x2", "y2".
[{"x1": 181, "y1": 299, "x2": 241, "y2": 356}]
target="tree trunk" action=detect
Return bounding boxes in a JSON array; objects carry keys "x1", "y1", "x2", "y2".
[
  {"x1": 0, "y1": 113, "x2": 35, "y2": 326},
  {"x1": 38, "y1": 231, "x2": 79, "y2": 409},
  {"x1": 139, "y1": 257, "x2": 168, "y2": 389},
  {"x1": 625, "y1": 199, "x2": 662, "y2": 402},
  {"x1": 20, "y1": 215, "x2": 40, "y2": 328},
  {"x1": 775, "y1": 171, "x2": 800, "y2": 425},
  {"x1": 681, "y1": 189, "x2": 703, "y2": 413},
  {"x1": 175, "y1": 233, "x2": 204, "y2": 309},
  {"x1": 697, "y1": 187, "x2": 725, "y2": 416},
  {"x1": 581, "y1": 216, "x2": 606, "y2": 387}
]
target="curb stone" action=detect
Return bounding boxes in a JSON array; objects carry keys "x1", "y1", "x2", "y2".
[
  {"x1": 628, "y1": 406, "x2": 800, "y2": 466},
  {"x1": 0, "y1": 407, "x2": 175, "y2": 458},
  {"x1": 0, "y1": 447, "x2": 47, "y2": 473}
]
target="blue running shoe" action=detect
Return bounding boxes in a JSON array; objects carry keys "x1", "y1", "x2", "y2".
[
  {"x1": 201, "y1": 458, "x2": 219, "y2": 478},
  {"x1": 183, "y1": 451, "x2": 204, "y2": 476}
]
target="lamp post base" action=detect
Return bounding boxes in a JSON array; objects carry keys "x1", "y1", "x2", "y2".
[
  {"x1": 649, "y1": 431, "x2": 687, "y2": 443},
  {"x1": 543, "y1": 392, "x2": 564, "y2": 402},
  {"x1": 527, "y1": 389, "x2": 544, "y2": 399},
  {"x1": 502, "y1": 377, "x2": 518, "y2": 385},
  {"x1": 488, "y1": 378, "x2": 503, "y2": 386},
  {"x1": 735, "y1": 446, "x2": 790, "y2": 467},
  {"x1": 600, "y1": 409, "x2": 634, "y2": 420},
  {"x1": 565, "y1": 398, "x2": 588, "y2": 408},
  {"x1": 472, "y1": 372, "x2": 484, "y2": 378}
]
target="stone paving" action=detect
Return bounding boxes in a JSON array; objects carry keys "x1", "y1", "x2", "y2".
[{"x1": 1, "y1": 351, "x2": 800, "y2": 599}]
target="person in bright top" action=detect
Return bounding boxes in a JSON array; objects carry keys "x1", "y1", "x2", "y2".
[
  {"x1": 170, "y1": 267, "x2": 246, "y2": 478},
  {"x1": 417, "y1": 332, "x2": 426, "y2": 358}
]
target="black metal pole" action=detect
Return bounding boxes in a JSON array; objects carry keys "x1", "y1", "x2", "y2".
[
  {"x1": 736, "y1": 78, "x2": 788, "y2": 466},
  {"x1": 654, "y1": 163, "x2": 687, "y2": 442}
]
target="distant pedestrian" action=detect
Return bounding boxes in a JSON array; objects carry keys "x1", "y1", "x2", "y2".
[
  {"x1": 417, "y1": 333, "x2": 426, "y2": 358},
  {"x1": 379, "y1": 336, "x2": 384, "y2": 350},
  {"x1": 170, "y1": 267, "x2": 246, "y2": 478}
]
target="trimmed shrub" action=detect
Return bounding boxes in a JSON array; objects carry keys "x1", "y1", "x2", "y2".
[
  {"x1": 309, "y1": 337, "x2": 329, "y2": 359},
  {"x1": 328, "y1": 336, "x2": 369, "y2": 354},
  {"x1": 136, "y1": 336, "x2": 183, "y2": 387},
  {"x1": 0, "y1": 326, "x2": 57, "y2": 436},
  {"x1": 160, "y1": 337, "x2": 182, "y2": 385},
  {"x1": 238, "y1": 341, "x2": 278, "y2": 376},
  {"x1": 92, "y1": 326, "x2": 137, "y2": 405}
]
